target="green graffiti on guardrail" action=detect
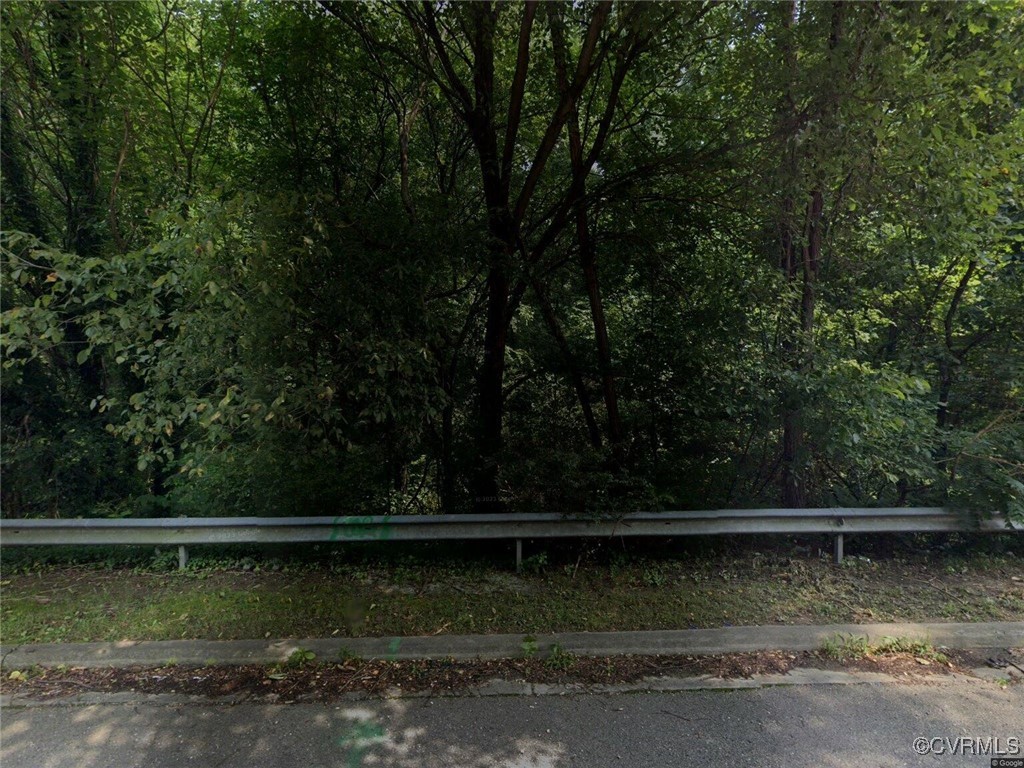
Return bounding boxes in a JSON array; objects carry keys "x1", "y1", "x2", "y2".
[{"x1": 329, "y1": 515, "x2": 393, "y2": 543}]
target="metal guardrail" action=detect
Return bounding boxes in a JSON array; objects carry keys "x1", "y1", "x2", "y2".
[{"x1": 0, "y1": 508, "x2": 1018, "y2": 569}]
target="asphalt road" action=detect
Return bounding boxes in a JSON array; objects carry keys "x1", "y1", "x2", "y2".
[{"x1": 2, "y1": 679, "x2": 1022, "y2": 768}]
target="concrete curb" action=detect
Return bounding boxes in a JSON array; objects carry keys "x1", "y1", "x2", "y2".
[{"x1": 2, "y1": 621, "x2": 1021, "y2": 670}]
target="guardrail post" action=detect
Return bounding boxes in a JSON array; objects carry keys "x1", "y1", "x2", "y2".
[
  {"x1": 515, "y1": 538, "x2": 522, "y2": 573},
  {"x1": 833, "y1": 534, "x2": 843, "y2": 565},
  {"x1": 178, "y1": 545, "x2": 189, "y2": 570}
]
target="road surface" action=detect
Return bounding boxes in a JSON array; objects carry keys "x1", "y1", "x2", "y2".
[{"x1": 2, "y1": 678, "x2": 1022, "y2": 767}]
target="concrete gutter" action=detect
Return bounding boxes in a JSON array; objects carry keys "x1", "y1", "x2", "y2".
[
  {"x1": 1, "y1": 668, "x2": 984, "y2": 711},
  {"x1": 2, "y1": 621, "x2": 1021, "y2": 669}
]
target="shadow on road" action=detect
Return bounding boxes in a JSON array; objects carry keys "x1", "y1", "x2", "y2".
[{"x1": 2, "y1": 679, "x2": 1022, "y2": 767}]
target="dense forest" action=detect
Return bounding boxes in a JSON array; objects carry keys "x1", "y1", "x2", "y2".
[{"x1": 1, "y1": 1, "x2": 1021, "y2": 521}]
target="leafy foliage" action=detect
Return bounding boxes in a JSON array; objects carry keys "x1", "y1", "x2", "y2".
[{"x1": 1, "y1": 1, "x2": 1021, "y2": 522}]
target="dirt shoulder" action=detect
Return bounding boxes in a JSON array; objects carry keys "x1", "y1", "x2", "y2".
[{"x1": 5, "y1": 647, "x2": 1016, "y2": 703}]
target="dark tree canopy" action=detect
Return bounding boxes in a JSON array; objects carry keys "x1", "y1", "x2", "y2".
[{"x1": 2, "y1": 1, "x2": 1022, "y2": 522}]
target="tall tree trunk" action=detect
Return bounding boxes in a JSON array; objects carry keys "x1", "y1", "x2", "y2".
[
  {"x1": 777, "y1": 2, "x2": 843, "y2": 508},
  {"x1": 581, "y1": 238, "x2": 624, "y2": 455},
  {"x1": 467, "y1": 3, "x2": 514, "y2": 512},
  {"x1": 782, "y1": 188, "x2": 823, "y2": 508},
  {"x1": 937, "y1": 259, "x2": 977, "y2": 432},
  {"x1": 439, "y1": 366, "x2": 456, "y2": 512},
  {"x1": 50, "y1": 1, "x2": 101, "y2": 260},
  {"x1": 475, "y1": 258, "x2": 511, "y2": 510},
  {"x1": 567, "y1": 107, "x2": 623, "y2": 455},
  {"x1": 548, "y1": 4, "x2": 625, "y2": 460},
  {"x1": 777, "y1": 1, "x2": 805, "y2": 508},
  {"x1": 935, "y1": 258, "x2": 978, "y2": 476},
  {"x1": 529, "y1": 276, "x2": 604, "y2": 449},
  {"x1": 50, "y1": 1, "x2": 105, "y2": 397}
]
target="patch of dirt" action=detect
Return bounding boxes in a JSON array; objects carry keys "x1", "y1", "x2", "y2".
[
  {"x1": 0, "y1": 649, "x2": 971, "y2": 703},
  {"x1": 811, "y1": 651, "x2": 951, "y2": 675}
]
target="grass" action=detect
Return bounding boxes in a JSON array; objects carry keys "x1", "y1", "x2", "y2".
[
  {"x1": 1, "y1": 535, "x2": 1021, "y2": 645},
  {"x1": 820, "y1": 633, "x2": 949, "y2": 663}
]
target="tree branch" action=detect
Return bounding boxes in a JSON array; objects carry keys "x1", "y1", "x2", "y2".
[{"x1": 500, "y1": 1, "x2": 537, "y2": 199}]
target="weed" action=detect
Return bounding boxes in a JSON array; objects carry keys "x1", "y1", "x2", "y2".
[
  {"x1": 151, "y1": 550, "x2": 179, "y2": 572},
  {"x1": 521, "y1": 635, "x2": 539, "y2": 658},
  {"x1": 287, "y1": 648, "x2": 316, "y2": 668},
  {"x1": 641, "y1": 567, "x2": 668, "y2": 587},
  {"x1": 8, "y1": 664, "x2": 43, "y2": 681},
  {"x1": 544, "y1": 643, "x2": 576, "y2": 671},
  {"x1": 520, "y1": 552, "x2": 548, "y2": 575},
  {"x1": 821, "y1": 633, "x2": 870, "y2": 661},
  {"x1": 608, "y1": 551, "x2": 632, "y2": 578},
  {"x1": 338, "y1": 647, "x2": 361, "y2": 663}
]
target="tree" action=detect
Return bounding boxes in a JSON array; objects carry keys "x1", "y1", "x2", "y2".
[{"x1": 2, "y1": 0, "x2": 1020, "y2": 523}]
